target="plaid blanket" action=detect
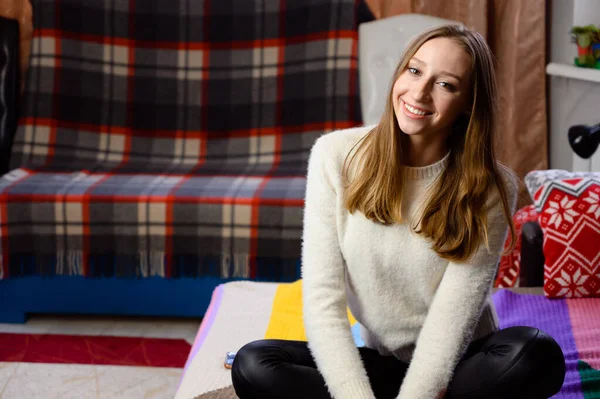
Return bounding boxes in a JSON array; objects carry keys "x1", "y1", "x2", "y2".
[{"x1": 0, "y1": 0, "x2": 363, "y2": 280}]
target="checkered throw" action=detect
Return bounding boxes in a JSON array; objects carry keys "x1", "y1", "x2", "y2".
[{"x1": 0, "y1": 0, "x2": 363, "y2": 280}]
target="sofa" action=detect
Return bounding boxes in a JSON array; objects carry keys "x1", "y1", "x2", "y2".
[{"x1": 0, "y1": 0, "x2": 374, "y2": 323}]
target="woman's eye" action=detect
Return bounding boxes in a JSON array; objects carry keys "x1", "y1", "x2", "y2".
[
  {"x1": 438, "y1": 82, "x2": 455, "y2": 90},
  {"x1": 408, "y1": 67, "x2": 419, "y2": 75}
]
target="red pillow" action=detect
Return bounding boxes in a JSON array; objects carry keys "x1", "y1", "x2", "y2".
[
  {"x1": 533, "y1": 177, "x2": 600, "y2": 298},
  {"x1": 494, "y1": 205, "x2": 539, "y2": 288}
]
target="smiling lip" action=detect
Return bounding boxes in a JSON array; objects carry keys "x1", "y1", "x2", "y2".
[{"x1": 400, "y1": 99, "x2": 433, "y2": 120}]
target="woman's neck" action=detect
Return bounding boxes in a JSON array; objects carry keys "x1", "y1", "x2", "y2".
[{"x1": 401, "y1": 132, "x2": 449, "y2": 167}]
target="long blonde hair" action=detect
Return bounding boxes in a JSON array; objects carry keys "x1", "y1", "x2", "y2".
[{"x1": 343, "y1": 24, "x2": 516, "y2": 262}]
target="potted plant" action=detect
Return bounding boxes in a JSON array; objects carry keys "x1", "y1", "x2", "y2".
[{"x1": 571, "y1": 24, "x2": 600, "y2": 68}]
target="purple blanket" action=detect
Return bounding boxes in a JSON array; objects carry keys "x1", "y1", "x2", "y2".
[{"x1": 494, "y1": 290, "x2": 600, "y2": 398}]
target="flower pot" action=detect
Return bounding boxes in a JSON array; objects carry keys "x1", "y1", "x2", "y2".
[{"x1": 576, "y1": 44, "x2": 597, "y2": 67}]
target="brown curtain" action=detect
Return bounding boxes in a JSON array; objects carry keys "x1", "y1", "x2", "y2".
[
  {"x1": 0, "y1": 0, "x2": 33, "y2": 91},
  {"x1": 366, "y1": 0, "x2": 548, "y2": 207}
]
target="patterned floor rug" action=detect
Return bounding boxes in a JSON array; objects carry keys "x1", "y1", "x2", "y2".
[{"x1": 0, "y1": 315, "x2": 199, "y2": 398}]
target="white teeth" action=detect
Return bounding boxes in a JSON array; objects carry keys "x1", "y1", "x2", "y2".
[{"x1": 404, "y1": 103, "x2": 427, "y2": 116}]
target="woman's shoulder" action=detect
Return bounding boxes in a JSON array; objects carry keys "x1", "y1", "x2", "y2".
[
  {"x1": 312, "y1": 124, "x2": 374, "y2": 159},
  {"x1": 495, "y1": 162, "x2": 519, "y2": 195},
  {"x1": 307, "y1": 126, "x2": 373, "y2": 186},
  {"x1": 488, "y1": 162, "x2": 519, "y2": 211}
]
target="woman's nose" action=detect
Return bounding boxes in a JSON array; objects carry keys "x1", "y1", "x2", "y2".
[{"x1": 413, "y1": 81, "x2": 432, "y2": 102}]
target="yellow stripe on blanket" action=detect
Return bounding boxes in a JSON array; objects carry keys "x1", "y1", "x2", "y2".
[{"x1": 264, "y1": 280, "x2": 357, "y2": 341}]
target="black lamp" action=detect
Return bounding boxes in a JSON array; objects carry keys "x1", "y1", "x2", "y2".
[{"x1": 568, "y1": 123, "x2": 600, "y2": 159}]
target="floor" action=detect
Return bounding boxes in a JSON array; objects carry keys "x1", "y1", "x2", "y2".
[{"x1": 0, "y1": 314, "x2": 201, "y2": 399}]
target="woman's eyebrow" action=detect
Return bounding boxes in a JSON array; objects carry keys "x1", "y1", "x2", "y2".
[
  {"x1": 411, "y1": 57, "x2": 462, "y2": 82},
  {"x1": 439, "y1": 71, "x2": 462, "y2": 82}
]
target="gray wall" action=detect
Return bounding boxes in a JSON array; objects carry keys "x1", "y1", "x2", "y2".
[
  {"x1": 550, "y1": 0, "x2": 575, "y2": 64},
  {"x1": 548, "y1": 0, "x2": 600, "y2": 171}
]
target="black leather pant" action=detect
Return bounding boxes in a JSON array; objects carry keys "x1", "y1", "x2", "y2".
[{"x1": 231, "y1": 326, "x2": 566, "y2": 399}]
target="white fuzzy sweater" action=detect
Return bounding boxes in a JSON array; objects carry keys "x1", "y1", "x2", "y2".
[{"x1": 301, "y1": 126, "x2": 518, "y2": 399}]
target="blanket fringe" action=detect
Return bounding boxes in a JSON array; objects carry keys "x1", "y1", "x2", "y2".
[{"x1": 1, "y1": 251, "x2": 300, "y2": 281}]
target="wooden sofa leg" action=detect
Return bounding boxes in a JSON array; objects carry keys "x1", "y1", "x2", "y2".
[{"x1": 0, "y1": 311, "x2": 28, "y2": 323}]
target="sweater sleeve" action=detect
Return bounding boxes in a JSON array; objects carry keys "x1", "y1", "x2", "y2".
[
  {"x1": 397, "y1": 169, "x2": 519, "y2": 399},
  {"x1": 301, "y1": 137, "x2": 376, "y2": 399}
]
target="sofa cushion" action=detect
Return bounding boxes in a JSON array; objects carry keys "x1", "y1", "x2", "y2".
[
  {"x1": 525, "y1": 169, "x2": 597, "y2": 205},
  {"x1": 0, "y1": 166, "x2": 307, "y2": 280},
  {"x1": 529, "y1": 174, "x2": 600, "y2": 298},
  {"x1": 9, "y1": 0, "x2": 364, "y2": 171}
]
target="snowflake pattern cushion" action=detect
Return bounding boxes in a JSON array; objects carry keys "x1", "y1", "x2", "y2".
[
  {"x1": 525, "y1": 169, "x2": 597, "y2": 206},
  {"x1": 533, "y1": 176, "x2": 600, "y2": 298}
]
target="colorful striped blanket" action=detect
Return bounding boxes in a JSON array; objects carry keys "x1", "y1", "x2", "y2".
[{"x1": 176, "y1": 281, "x2": 600, "y2": 399}]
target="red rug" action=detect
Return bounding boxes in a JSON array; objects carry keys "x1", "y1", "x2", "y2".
[{"x1": 0, "y1": 333, "x2": 191, "y2": 368}]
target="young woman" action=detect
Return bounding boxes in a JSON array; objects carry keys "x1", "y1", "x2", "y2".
[{"x1": 230, "y1": 24, "x2": 566, "y2": 399}]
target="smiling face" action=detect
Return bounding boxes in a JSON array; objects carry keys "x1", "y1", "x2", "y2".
[{"x1": 392, "y1": 37, "x2": 472, "y2": 140}]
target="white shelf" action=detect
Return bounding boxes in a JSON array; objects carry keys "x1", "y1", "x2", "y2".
[{"x1": 546, "y1": 62, "x2": 600, "y2": 83}]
